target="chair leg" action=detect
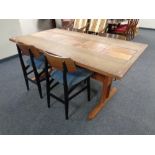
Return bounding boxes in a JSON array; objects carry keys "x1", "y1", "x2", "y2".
[
  {"x1": 33, "y1": 68, "x2": 43, "y2": 99},
  {"x1": 65, "y1": 100, "x2": 69, "y2": 120},
  {"x1": 87, "y1": 77, "x2": 91, "y2": 101},
  {"x1": 46, "y1": 81, "x2": 51, "y2": 108},
  {"x1": 17, "y1": 52, "x2": 29, "y2": 91},
  {"x1": 36, "y1": 78, "x2": 43, "y2": 99},
  {"x1": 46, "y1": 70, "x2": 51, "y2": 108},
  {"x1": 24, "y1": 77, "x2": 29, "y2": 91},
  {"x1": 29, "y1": 51, "x2": 43, "y2": 99},
  {"x1": 64, "y1": 86, "x2": 69, "y2": 120}
]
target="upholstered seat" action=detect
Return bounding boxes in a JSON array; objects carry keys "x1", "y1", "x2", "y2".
[
  {"x1": 117, "y1": 24, "x2": 128, "y2": 28},
  {"x1": 50, "y1": 67, "x2": 92, "y2": 88},
  {"x1": 26, "y1": 54, "x2": 45, "y2": 69},
  {"x1": 114, "y1": 24, "x2": 128, "y2": 33}
]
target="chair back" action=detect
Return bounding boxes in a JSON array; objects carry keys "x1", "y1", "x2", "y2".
[
  {"x1": 127, "y1": 19, "x2": 139, "y2": 30},
  {"x1": 29, "y1": 46, "x2": 43, "y2": 59},
  {"x1": 61, "y1": 19, "x2": 74, "y2": 29},
  {"x1": 88, "y1": 19, "x2": 107, "y2": 33},
  {"x1": 125, "y1": 19, "x2": 139, "y2": 40},
  {"x1": 44, "y1": 52, "x2": 76, "y2": 72},
  {"x1": 133, "y1": 19, "x2": 139, "y2": 27},
  {"x1": 16, "y1": 42, "x2": 30, "y2": 56},
  {"x1": 73, "y1": 19, "x2": 88, "y2": 31},
  {"x1": 17, "y1": 42, "x2": 42, "y2": 58}
]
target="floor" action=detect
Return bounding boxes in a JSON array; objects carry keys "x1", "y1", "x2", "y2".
[{"x1": 0, "y1": 29, "x2": 155, "y2": 134}]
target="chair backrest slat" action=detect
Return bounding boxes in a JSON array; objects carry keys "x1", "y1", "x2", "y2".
[
  {"x1": 45, "y1": 52, "x2": 76, "y2": 72},
  {"x1": 17, "y1": 42, "x2": 30, "y2": 56},
  {"x1": 127, "y1": 19, "x2": 139, "y2": 29},
  {"x1": 30, "y1": 46, "x2": 43, "y2": 58},
  {"x1": 73, "y1": 19, "x2": 88, "y2": 30},
  {"x1": 89, "y1": 19, "x2": 107, "y2": 33},
  {"x1": 61, "y1": 19, "x2": 74, "y2": 30},
  {"x1": 17, "y1": 42, "x2": 42, "y2": 58}
]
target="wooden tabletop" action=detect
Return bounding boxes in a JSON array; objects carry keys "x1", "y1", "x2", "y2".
[{"x1": 10, "y1": 28, "x2": 147, "y2": 79}]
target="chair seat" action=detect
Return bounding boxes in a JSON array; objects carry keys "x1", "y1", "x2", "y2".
[
  {"x1": 114, "y1": 25, "x2": 128, "y2": 33},
  {"x1": 50, "y1": 67, "x2": 92, "y2": 88},
  {"x1": 26, "y1": 54, "x2": 45, "y2": 69},
  {"x1": 117, "y1": 24, "x2": 128, "y2": 28}
]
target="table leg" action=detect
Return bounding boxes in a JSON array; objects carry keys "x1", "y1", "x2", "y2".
[{"x1": 88, "y1": 73, "x2": 117, "y2": 120}]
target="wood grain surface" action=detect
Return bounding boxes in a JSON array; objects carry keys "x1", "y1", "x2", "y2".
[{"x1": 10, "y1": 28, "x2": 147, "y2": 79}]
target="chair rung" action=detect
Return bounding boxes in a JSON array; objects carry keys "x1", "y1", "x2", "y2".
[
  {"x1": 69, "y1": 86, "x2": 87, "y2": 101},
  {"x1": 25, "y1": 65, "x2": 30, "y2": 70},
  {"x1": 68, "y1": 82, "x2": 83, "y2": 94},
  {"x1": 38, "y1": 70, "x2": 45, "y2": 76},
  {"x1": 50, "y1": 93, "x2": 64, "y2": 104},
  {"x1": 27, "y1": 70, "x2": 34, "y2": 75},
  {"x1": 68, "y1": 78, "x2": 88, "y2": 94},
  {"x1": 50, "y1": 82, "x2": 59, "y2": 90},
  {"x1": 49, "y1": 78, "x2": 54, "y2": 85},
  {"x1": 27, "y1": 77, "x2": 36, "y2": 84}
]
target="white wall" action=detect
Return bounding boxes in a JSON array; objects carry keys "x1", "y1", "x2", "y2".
[
  {"x1": 0, "y1": 19, "x2": 53, "y2": 59},
  {"x1": 56, "y1": 19, "x2": 62, "y2": 28},
  {"x1": 19, "y1": 19, "x2": 39, "y2": 35},
  {"x1": 0, "y1": 19, "x2": 22, "y2": 59},
  {"x1": 19, "y1": 19, "x2": 59, "y2": 35},
  {"x1": 139, "y1": 19, "x2": 155, "y2": 29}
]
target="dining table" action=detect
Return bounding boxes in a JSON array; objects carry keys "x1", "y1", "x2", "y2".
[{"x1": 9, "y1": 28, "x2": 148, "y2": 120}]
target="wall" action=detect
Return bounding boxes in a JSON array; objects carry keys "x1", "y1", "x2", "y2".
[
  {"x1": 139, "y1": 19, "x2": 155, "y2": 29},
  {"x1": 0, "y1": 19, "x2": 22, "y2": 59},
  {"x1": 19, "y1": 19, "x2": 53, "y2": 34},
  {"x1": 0, "y1": 19, "x2": 53, "y2": 59},
  {"x1": 55, "y1": 19, "x2": 62, "y2": 28},
  {"x1": 19, "y1": 19, "x2": 39, "y2": 35}
]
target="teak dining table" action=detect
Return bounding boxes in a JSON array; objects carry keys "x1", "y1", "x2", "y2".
[{"x1": 10, "y1": 28, "x2": 148, "y2": 120}]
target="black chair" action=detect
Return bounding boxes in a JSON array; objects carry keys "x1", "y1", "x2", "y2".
[
  {"x1": 16, "y1": 43, "x2": 46, "y2": 98},
  {"x1": 44, "y1": 52, "x2": 93, "y2": 120}
]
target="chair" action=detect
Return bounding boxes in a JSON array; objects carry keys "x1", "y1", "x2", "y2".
[
  {"x1": 72, "y1": 19, "x2": 90, "y2": 33},
  {"x1": 112, "y1": 19, "x2": 139, "y2": 40},
  {"x1": 88, "y1": 19, "x2": 107, "y2": 35},
  {"x1": 16, "y1": 43, "x2": 46, "y2": 98},
  {"x1": 61, "y1": 19, "x2": 74, "y2": 30},
  {"x1": 44, "y1": 52, "x2": 92, "y2": 120}
]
